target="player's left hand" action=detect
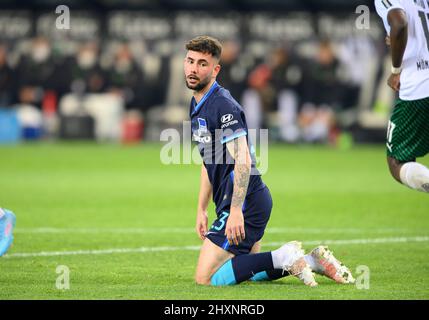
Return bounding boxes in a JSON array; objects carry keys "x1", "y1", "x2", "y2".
[
  {"x1": 225, "y1": 209, "x2": 245, "y2": 246},
  {"x1": 196, "y1": 210, "x2": 208, "y2": 241},
  {"x1": 388, "y1": 73, "x2": 401, "y2": 92}
]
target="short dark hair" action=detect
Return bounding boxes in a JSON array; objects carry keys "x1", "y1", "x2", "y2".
[{"x1": 185, "y1": 36, "x2": 222, "y2": 60}]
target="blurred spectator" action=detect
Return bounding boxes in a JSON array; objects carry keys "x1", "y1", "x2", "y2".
[
  {"x1": 242, "y1": 45, "x2": 304, "y2": 142},
  {"x1": 302, "y1": 39, "x2": 341, "y2": 107},
  {"x1": 106, "y1": 43, "x2": 144, "y2": 110},
  {"x1": 0, "y1": 44, "x2": 16, "y2": 106},
  {"x1": 17, "y1": 37, "x2": 57, "y2": 108},
  {"x1": 298, "y1": 40, "x2": 340, "y2": 143},
  {"x1": 218, "y1": 40, "x2": 247, "y2": 102},
  {"x1": 298, "y1": 103, "x2": 336, "y2": 143},
  {"x1": 63, "y1": 41, "x2": 106, "y2": 95},
  {"x1": 269, "y1": 47, "x2": 304, "y2": 97},
  {"x1": 242, "y1": 56, "x2": 273, "y2": 132},
  {"x1": 337, "y1": 36, "x2": 377, "y2": 110},
  {"x1": 269, "y1": 47, "x2": 304, "y2": 142}
]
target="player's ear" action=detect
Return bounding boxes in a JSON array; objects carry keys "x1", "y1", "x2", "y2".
[{"x1": 213, "y1": 63, "x2": 221, "y2": 77}]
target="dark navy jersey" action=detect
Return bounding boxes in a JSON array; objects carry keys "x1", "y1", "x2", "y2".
[{"x1": 190, "y1": 81, "x2": 265, "y2": 215}]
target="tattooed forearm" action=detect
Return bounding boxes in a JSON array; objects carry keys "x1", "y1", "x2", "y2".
[
  {"x1": 231, "y1": 163, "x2": 250, "y2": 208},
  {"x1": 227, "y1": 136, "x2": 251, "y2": 209}
]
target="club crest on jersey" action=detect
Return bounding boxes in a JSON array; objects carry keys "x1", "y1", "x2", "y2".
[
  {"x1": 197, "y1": 118, "x2": 207, "y2": 134},
  {"x1": 193, "y1": 118, "x2": 211, "y2": 143}
]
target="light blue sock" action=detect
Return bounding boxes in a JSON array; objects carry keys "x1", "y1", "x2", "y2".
[
  {"x1": 250, "y1": 269, "x2": 288, "y2": 281},
  {"x1": 210, "y1": 260, "x2": 237, "y2": 286},
  {"x1": 250, "y1": 271, "x2": 270, "y2": 281}
]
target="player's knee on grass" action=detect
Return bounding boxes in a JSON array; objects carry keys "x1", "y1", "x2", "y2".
[
  {"x1": 195, "y1": 238, "x2": 236, "y2": 286},
  {"x1": 195, "y1": 265, "x2": 235, "y2": 286},
  {"x1": 209, "y1": 260, "x2": 237, "y2": 286},
  {"x1": 195, "y1": 273, "x2": 211, "y2": 286},
  {"x1": 195, "y1": 259, "x2": 237, "y2": 286},
  {"x1": 194, "y1": 263, "x2": 216, "y2": 286}
]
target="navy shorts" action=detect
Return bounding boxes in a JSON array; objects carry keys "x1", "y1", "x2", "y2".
[{"x1": 206, "y1": 186, "x2": 273, "y2": 256}]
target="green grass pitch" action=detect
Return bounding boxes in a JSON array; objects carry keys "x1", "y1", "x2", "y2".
[{"x1": 0, "y1": 143, "x2": 428, "y2": 299}]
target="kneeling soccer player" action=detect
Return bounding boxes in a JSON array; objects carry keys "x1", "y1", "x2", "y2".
[
  {"x1": 184, "y1": 35, "x2": 355, "y2": 286},
  {"x1": 0, "y1": 208, "x2": 16, "y2": 257}
]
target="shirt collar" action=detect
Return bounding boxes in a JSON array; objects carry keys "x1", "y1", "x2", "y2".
[{"x1": 190, "y1": 81, "x2": 219, "y2": 117}]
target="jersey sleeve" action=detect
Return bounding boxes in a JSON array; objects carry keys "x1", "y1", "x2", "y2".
[
  {"x1": 374, "y1": 0, "x2": 405, "y2": 33},
  {"x1": 213, "y1": 97, "x2": 247, "y2": 144}
]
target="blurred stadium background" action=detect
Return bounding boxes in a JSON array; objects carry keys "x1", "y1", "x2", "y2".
[
  {"x1": 2, "y1": 0, "x2": 429, "y2": 300},
  {"x1": 0, "y1": 0, "x2": 394, "y2": 145}
]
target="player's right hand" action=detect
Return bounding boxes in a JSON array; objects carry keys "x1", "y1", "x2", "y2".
[
  {"x1": 195, "y1": 210, "x2": 208, "y2": 241},
  {"x1": 388, "y1": 73, "x2": 401, "y2": 92},
  {"x1": 225, "y1": 209, "x2": 245, "y2": 246}
]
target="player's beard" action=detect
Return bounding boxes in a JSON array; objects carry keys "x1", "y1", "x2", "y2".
[{"x1": 185, "y1": 73, "x2": 212, "y2": 92}]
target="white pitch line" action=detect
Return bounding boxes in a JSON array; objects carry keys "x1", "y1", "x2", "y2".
[
  {"x1": 267, "y1": 236, "x2": 429, "y2": 247},
  {"x1": 4, "y1": 236, "x2": 429, "y2": 259},
  {"x1": 13, "y1": 227, "x2": 426, "y2": 234},
  {"x1": 3, "y1": 245, "x2": 201, "y2": 259}
]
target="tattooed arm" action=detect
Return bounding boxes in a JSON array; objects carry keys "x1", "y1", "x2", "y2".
[{"x1": 225, "y1": 135, "x2": 252, "y2": 245}]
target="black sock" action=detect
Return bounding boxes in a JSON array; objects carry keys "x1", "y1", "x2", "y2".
[{"x1": 231, "y1": 252, "x2": 274, "y2": 283}]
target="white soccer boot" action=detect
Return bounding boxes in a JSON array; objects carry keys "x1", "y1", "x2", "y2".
[
  {"x1": 308, "y1": 246, "x2": 355, "y2": 284},
  {"x1": 279, "y1": 241, "x2": 318, "y2": 287}
]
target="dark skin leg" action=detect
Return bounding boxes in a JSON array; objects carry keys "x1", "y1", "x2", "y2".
[
  {"x1": 384, "y1": 10, "x2": 409, "y2": 184},
  {"x1": 387, "y1": 156, "x2": 414, "y2": 183}
]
